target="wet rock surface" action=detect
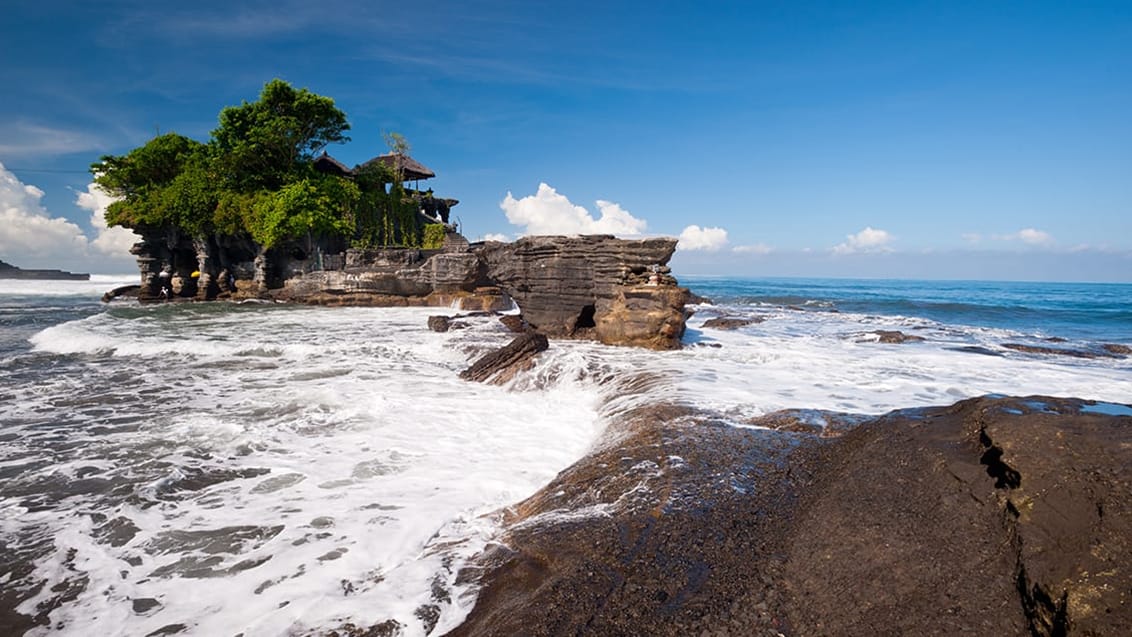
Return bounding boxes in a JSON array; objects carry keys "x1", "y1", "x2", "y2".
[
  {"x1": 459, "y1": 333, "x2": 550, "y2": 384},
  {"x1": 862, "y1": 329, "x2": 926, "y2": 343},
  {"x1": 448, "y1": 395, "x2": 1132, "y2": 636},
  {"x1": 702, "y1": 316, "x2": 766, "y2": 330}
]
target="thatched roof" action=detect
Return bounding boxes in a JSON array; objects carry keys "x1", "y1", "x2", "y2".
[
  {"x1": 313, "y1": 151, "x2": 354, "y2": 177},
  {"x1": 360, "y1": 152, "x2": 436, "y2": 182}
]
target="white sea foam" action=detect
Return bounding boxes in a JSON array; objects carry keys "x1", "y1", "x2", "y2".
[
  {"x1": 3, "y1": 298, "x2": 1131, "y2": 636},
  {"x1": 8, "y1": 306, "x2": 604, "y2": 636}
]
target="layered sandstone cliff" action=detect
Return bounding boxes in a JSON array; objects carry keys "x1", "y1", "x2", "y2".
[
  {"x1": 123, "y1": 231, "x2": 689, "y2": 349},
  {"x1": 477, "y1": 236, "x2": 689, "y2": 350}
]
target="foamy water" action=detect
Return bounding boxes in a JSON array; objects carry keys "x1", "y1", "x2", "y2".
[
  {"x1": 1, "y1": 279, "x2": 1130, "y2": 635},
  {"x1": 3, "y1": 301, "x2": 604, "y2": 636}
]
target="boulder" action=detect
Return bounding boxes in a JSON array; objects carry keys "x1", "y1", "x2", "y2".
[
  {"x1": 459, "y1": 333, "x2": 549, "y2": 384},
  {"x1": 498, "y1": 315, "x2": 528, "y2": 334},
  {"x1": 427, "y1": 316, "x2": 452, "y2": 332}
]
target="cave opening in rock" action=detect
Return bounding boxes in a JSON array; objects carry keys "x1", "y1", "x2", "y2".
[{"x1": 576, "y1": 304, "x2": 597, "y2": 330}]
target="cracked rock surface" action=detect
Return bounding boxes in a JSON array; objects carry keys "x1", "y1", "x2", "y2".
[{"x1": 447, "y1": 395, "x2": 1132, "y2": 636}]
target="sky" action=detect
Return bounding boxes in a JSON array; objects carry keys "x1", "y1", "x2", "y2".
[{"x1": 1, "y1": 1, "x2": 1130, "y2": 281}]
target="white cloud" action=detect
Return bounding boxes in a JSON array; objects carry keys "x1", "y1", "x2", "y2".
[
  {"x1": 0, "y1": 163, "x2": 89, "y2": 267},
  {"x1": 962, "y1": 232, "x2": 982, "y2": 244},
  {"x1": 833, "y1": 226, "x2": 893, "y2": 255},
  {"x1": 732, "y1": 243, "x2": 773, "y2": 255},
  {"x1": 989, "y1": 228, "x2": 1055, "y2": 246},
  {"x1": 479, "y1": 232, "x2": 510, "y2": 243},
  {"x1": 1016, "y1": 228, "x2": 1053, "y2": 245},
  {"x1": 0, "y1": 163, "x2": 137, "y2": 272},
  {"x1": 75, "y1": 182, "x2": 140, "y2": 258},
  {"x1": 499, "y1": 183, "x2": 647, "y2": 237},
  {"x1": 678, "y1": 225, "x2": 729, "y2": 251}
]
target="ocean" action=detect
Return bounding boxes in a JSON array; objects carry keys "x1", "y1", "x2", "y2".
[{"x1": 1, "y1": 275, "x2": 1130, "y2": 636}]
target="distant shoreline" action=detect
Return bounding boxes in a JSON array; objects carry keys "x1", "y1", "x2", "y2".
[{"x1": 0, "y1": 259, "x2": 89, "y2": 281}]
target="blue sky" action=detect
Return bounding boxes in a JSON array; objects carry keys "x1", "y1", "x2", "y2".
[{"x1": 1, "y1": 1, "x2": 1130, "y2": 280}]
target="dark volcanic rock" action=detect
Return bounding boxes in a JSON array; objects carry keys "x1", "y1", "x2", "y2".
[
  {"x1": 427, "y1": 315, "x2": 453, "y2": 332},
  {"x1": 459, "y1": 333, "x2": 549, "y2": 384},
  {"x1": 475, "y1": 235, "x2": 689, "y2": 349},
  {"x1": 784, "y1": 395, "x2": 1132, "y2": 636},
  {"x1": 702, "y1": 316, "x2": 765, "y2": 330},
  {"x1": 101, "y1": 284, "x2": 141, "y2": 303},
  {"x1": 949, "y1": 345, "x2": 1005, "y2": 357},
  {"x1": 1001, "y1": 342, "x2": 1102, "y2": 358},
  {"x1": 1103, "y1": 343, "x2": 1131, "y2": 355},
  {"x1": 448, "y1": 399, "x2": 802, "y2": 637},
  {"x1": 449, "y1": 395, "x2": 1132, "y2": 636},
  {"x1": 863, "y1": 329, "x2": 926, "y2": 343}
]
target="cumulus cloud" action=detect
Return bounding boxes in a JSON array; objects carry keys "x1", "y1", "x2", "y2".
[
  {"x1": 732, "y1": 243, "x2": 773, "y2": 255},
  {"x1": 478, "y1": 232, "x2": 510, "y2": 243},
  {"x1": 0, "y1": 163, "x2": 89, "y2": 267},
  {"x1": 833, "y1": 226, "x2": 893, "y2": 255},
  {"x1": 75, "y1": 183, "x2": 140, "y2": 258},
  {"x1": 0, "y1": 163, "x2": 138, "y2": 271},
  {"x1": 499, "y1": 183, "x2": 647, "y2": 237},
  {"x1": 678, "y1": 225, "x2": 729, "y2": 251}
]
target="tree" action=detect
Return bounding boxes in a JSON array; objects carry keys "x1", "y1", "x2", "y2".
[
  {"x1": 93, "y1": 133, "x2": 203, "y2": 198},
  {"x1": 212, "y1": 79, "x2": 350, "y2": 191},
  {"x1": 248, "y1": 175, "x2": 358, "y2": 249},
  {"x1": 93, "y1": 133, "x2": 207, "y2": 230}
]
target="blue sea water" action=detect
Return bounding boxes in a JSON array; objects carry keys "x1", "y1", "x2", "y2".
[{"x1": 684, "y1": 277, "x2": 1132, "y2": 344}]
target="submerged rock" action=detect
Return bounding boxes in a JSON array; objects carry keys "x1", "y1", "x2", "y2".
[
  {"x1": 1001, "y1": 342, "x2": 1108, "y2": 359},
  {"x1": 702, "y1": 316, "x2": 765, "y2": 330},
  {"x1": 862, "y1": 329, "x2": 926, "y2": 343}
]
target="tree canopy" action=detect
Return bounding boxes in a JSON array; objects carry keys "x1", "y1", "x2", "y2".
[{"x1": 93, "y1": 80, "x2": 431, "y2": 250}]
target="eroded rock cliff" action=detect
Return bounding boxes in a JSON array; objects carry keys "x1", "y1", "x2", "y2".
[
  {"x1": 125, "y1": 232, "x2": 691, "y2": 349},
  {"x1": 476, "y1": 235, "x2": 689, "y2": 349}
]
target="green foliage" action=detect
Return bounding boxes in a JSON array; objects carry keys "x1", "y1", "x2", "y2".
[
  {"x1": 383, "y1": 131, "x2": 410, "y2": 157},
  {"x1": 93, "y1": 133, "x2": 204, "y2": 198},
  {"x1": 352, "y1": 184, "x2": 421, "y2": 249},
  {"x1": 248, "y1": 176, "x2": 358, "y2": 248},
  {"x1": 422, "y1": 224, "x2": 447, "y2": 250},
  {"x1": 212, "y1": 79, "x2": 350, "y2": 191},
  {"x1": 93, "y1": 82, "x2": 433, "y2": 253}
]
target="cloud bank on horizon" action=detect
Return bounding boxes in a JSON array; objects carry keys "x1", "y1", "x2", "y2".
[{"x1": 0, "y1": 163, "x2": 137, "y2": 272}]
